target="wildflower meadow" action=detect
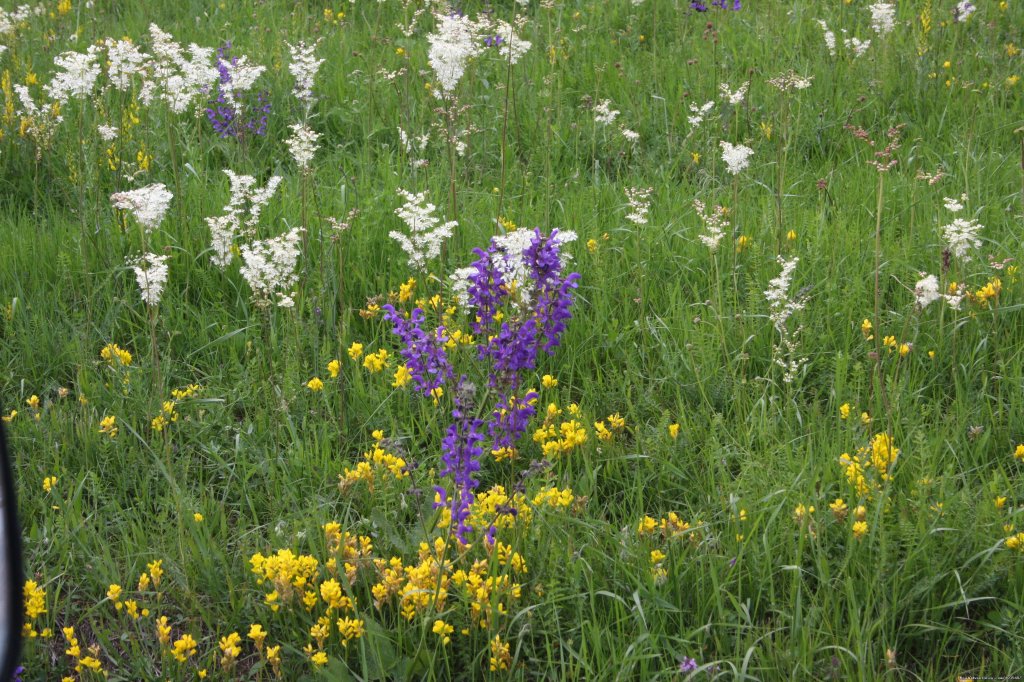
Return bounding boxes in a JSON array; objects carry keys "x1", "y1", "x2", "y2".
[{"x1": 2, "y1": 0, "x2": 1024, "y2": 679}]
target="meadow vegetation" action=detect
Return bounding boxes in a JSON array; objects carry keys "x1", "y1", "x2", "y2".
[{"x1": 1, "y1": 0, "x2": 1023, "y2": 679}]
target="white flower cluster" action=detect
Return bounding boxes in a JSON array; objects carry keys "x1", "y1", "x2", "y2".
[
  {"x1": 943, "y1": 194, "x2": 966, "y2": 213},
  {"x1": 104, "y1": 38, "x2": 149, "y2": 91},
  {"x1": 625, "y1": 186, "x2": 653, "y2": 227},
  {"x1": 493, "y1": 19, "x2": 532, "y2": 65},
  {"x1": 941, "y1": 217, "x2": 983, "y2": 262},
  {"x1": 427, "y1": 12, "x2": 484, "y2": 95},
  {"x1": 952, "y1": 1, "x2": 975, "y2": 22},
  {"x1": 868, "y1": 3, "x2": 896, "y2": 37},
  {"x1": 287, "y1": 40, "x2": 324, "y2": 104},
  {"x1": 110, "y1": 183, "x2": 173, "y2": 233},
  {"x1": 688, "y1": 100, "x2": 714, "y2": 127},
  {"x1": 451, "y1": 229, "x2": 577, "y2": 308},
  {"x1": 694, "y1": 199, "x2": 729, "y2": 252},
  {"x1": 764, "y1": 256, "x2": 807, "y2": 383},
  {"x1": 0, "y1": 5, "x2": 45, "y2": 38},
  {"x1": 141, "y1": 24, "x2": 218, "y2": 114},
  {"x1": 45, "y1": 47, "x2": 102, "y2": 103},
  {"x1": 914, "y1": 273, "x2": 964, "y2": 311},
  {"x1": 239, "y1": 227, "x2": 304, "y2": 308},
  {"x1": 593, "y1": 99, "x2": 620, "y2": 125},
  {"x1": 207, "y1": 170, "x2": 283, "y2": 268},
  {"x1": 398, "y1": 127, "x2": 430, "y2": 169},
  {"x1": 818, "y1": 21, "x2": 870, "y2": 58},
  {"x1": 286, "y1": 123, "x2": 321, "y2": 172},
  {"x1": 98, "y1": 124, "x2": 119, "y2": 141},
  {"x1": 719, "y1": 82, "x2": 748, "y2": 106},
  {"x1": 768, "y1": 70, "x2": 813, "y2": 92},
  {"x1": 222, "y1": 55, "x2": 265, "y2": 110},
  {"x1": 720, "y1": 141, "x2": 754, "y2": 175},
  {"x1": 129, "y1": 252, "x2": 170, "y2": 307},
  {"x1": 390, "y1": 188, "x2": 457, "y2": 270}
]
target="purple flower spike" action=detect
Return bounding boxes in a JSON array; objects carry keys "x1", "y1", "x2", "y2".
[
  {"x1": 382, "y1": 305, "x2": 452, "y2": 395},
  {"x1": 438, "y1": 378, "x2": 485, "y2": 545}
]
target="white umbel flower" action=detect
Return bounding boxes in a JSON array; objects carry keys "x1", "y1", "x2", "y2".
[
  {"x1": 625, "y1": 187, "x2": 653, "y2": 227},
  {"x1": 719, "y1": 82, "x2": 748, "y2": 105},
  {"x1": 143, "y1": 24, "x2": 218, "y2": 114},
  {"x1": 914, "y1": 274, "x2": 942, "y2": 309},
  {"x1": 105, "y1": 38, "x2": 149, "y2": 91},
  {"x1": 943, "y1": 194, "x2": 966, "y2": 213},
  {"x1": 110, "y1": 183, "x2": 173, "y2": 233},
  {"x1": 694, "y1": 199, "x2": 729, "y2": 252},
  {"x1": 287, "y1": 40, "x2": 324, "y2": 104},
  {"x1": 719, "y1": 141, "x2": 754, "y2": 175},
  {"x1": 98, "y1": 124, "x2": 119, "y2": 142},
  {"x1": 207, "y1": 170, "x2": 283, "y2": 268},
  {"x1": 868, "y1": 3, "x2": 896, "y2": 37},
  {"x1": 817, "y1": 20, "x2": 837, "y2": 57},
  {"x1": 286, "y1": 123, "x2": 320, "y2": 173},
  {"x1": 390, "y1": 188, "x2": 457, "y2": 270},
  {"x1": 941, "y1": 217, "x2": 983, "y2": 262},
  {"x1": 764, "y1": 256, "x2": 804, "y2": 330},
  {"x1": 239, "y1": 227, "x2": 304, "y2": 308},
  {"x1": 688, "y1": 101, "x2": 714, "y2": 127},
  {"x1": 45, "y1": 47, "x2": 101, "y2": 102},
  {"x1": 427, "y1": 12, "x2": 482, "y2": 95},
  {"x1": 593, "y1": 99, "x2": 620, "y2": 125},
  {"x1": 129, "y1": 252, "x2": 170, "y2": 307}
]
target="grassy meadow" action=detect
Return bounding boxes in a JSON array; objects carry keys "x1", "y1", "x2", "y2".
[{"x1": 1, "y1": 0, "x2": 1023, "y2": 679}]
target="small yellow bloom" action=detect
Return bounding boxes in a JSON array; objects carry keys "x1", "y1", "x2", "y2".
[
  {"x1": 995, "y1": 497, "x2": 1007, "y2": 510},
  {"x1": 42, "y1": 476, "x2": 57, "y2": 494},
  {"x1": 171, "y1": 634, "x2": 198, "y2": 662},
  {"x1": 830, "y1": 498, "x2": 848, "y2": 522},
  {"x1": 249, "y1": 623, "x2": 267, "y2": 650},
  {"x1": 852, "y1": 520, "x2": 868, "y2": 540},
  {"x1": 668, "y1": 423, "x2": 680, "y2": 439},
  {"x1": 1014, "y1": 444, "x2": 1024, "y2": 460},
  {"x1": 193, "y1": 513, "x2": 204, "y2": 522},
  {"x1": 786, "y1": 229, "x2": 797, "y2": 241},
  {"x1": 586, "y1": 238, "x2": 598, "y2": 253},
  {"x1": 735, "y1": 235, "x2": 752, "y2": 253},
  {"x1": 99, "y1": 415, "x2": 118, "y2": 438},
  {"x1": 327, "y1": 359, "x2": 341, "y2": 378},
  {"x1": 839, "y1": 403, "x2": 851, "y2": 420},
  {"x1": 542, "y1": 374, "x2": 558, "y2": 388},
  {"x1": 432, "y1": 619, "x2": 454, "y2": 645},
  {"x1": 690, "y1": 151, "x2": 701, "y2": 164},
  {"x1": 347, "y1": 342, "x2": 364, "y2": 360},
  {"x1": 307, "y1": 377, "x2": 324, "y2": 392},
  {"x1": 392, "y1": 365, "x2": 412, "y2": 388},
  {"x1": 311, "y1": 651, "x2": 328, "y2": 666}
]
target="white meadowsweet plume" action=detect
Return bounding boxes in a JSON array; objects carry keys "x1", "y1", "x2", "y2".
[
  {"x1": 620, "y1": 127, "x2": 639, "y2": 143},
  {"x1": 239, "y1": 227, "x2": 304, "y2": 308},
  {"x1": 688, "y1": 100, "x2": 715, "y2": 127},
  {"x1": 44, "y1": 46, "x2": 102, "y2": 103},
  {"x1": 625, "y1": 187, "x2": 653, "y2": 227},
  {"x1": 389, "y1": 188, "x2": 457, "y2": 270},
  {"x1": 12, "y1": 84, "x2": 62, "y2": 151},
  {"x1": 129, "y1": 252, "x2": 170, "y2": 307},
  {"x1": 206, "y1": 170, "x2": 283, "y2": 268},
  {"x1": 142, "y1": 24, "x2": 218, "y2": 114},
  {"x1": 817, "y1": 20, "x2": 836, "y2": 56},
  {"x1": 286, "y1": 40, "x2": 324, "y2": 104},
  {"x1": 719, "y1": 141, "x2": 754, "y2": 175},
  {"x1": 768, "y1": 70, "x2": 813, "y2": 92},
  {"x1": 941, "y1": 217, "x2": 983, "y2": 261},
  {"x1": 98, "y1": 124, "x2": 118, "y2": 141},
  {"x1": 943, "y1": 194, "x2": 966, "y2": 213},
  {"x1": 427, "y1": 12, "x2": 483, "y2": 95},
  {"x1": 719, "y1": 81, "x2": 749, "y2": 105},
  {"x1": 110, "y1": 183, "x2": 173, "y2": 233},
  {"x1": 843, "y1": 33, "x2": 871, "y2": 57},
  {"x1": 0, "y1": 5, "x2": 45, "y2": 38},
  {"x1": 492, "y1": 19, "x2": 532, "y2": 65},
  {"x1": 222, "y1": 55, "x2": 265, "y2": 108},
  {"x1": 914, "y1": 274, "x2": 942, "y2": 309},
  {"x1": 952, "y1": 1, "x2": 975, "y2": 22},
  {"x1": 285, "y1": 123, "x2": 320, "y2": 173},
  {"x1": 593, "y1": 99, "x2": 620, "y2": 125},
  {"x1": 694, "y1": 199, "x2": 729, "y2": 252},
  {"x1": 398, "y1": 127, "x2": 430, "y2": 168},
  {"x1": 104, "y1": 38, "x2": 149, "y2": 91},
  {"x1": 764, "y1": 256, "x2": 807, "y2": 383},
  {"x1": 868, "y1": 2, "x2": 896, "y2": 37}
]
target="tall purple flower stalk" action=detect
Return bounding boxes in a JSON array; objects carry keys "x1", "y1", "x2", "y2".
[
  {"x1": 524, "y1": 229, "x2": 582, "y2": 354},
  {"x1": 434, "y1": 378, "x2": 485, "y2": 544},
  {"x1": 205, "y1": 42, "x2": 271, "y2": 139},
  {"x1": 382, "y1": 304, "x2": 453, "y2": 394}
]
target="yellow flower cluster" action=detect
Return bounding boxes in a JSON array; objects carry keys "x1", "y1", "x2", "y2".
[
  {"x1": 594, "y1": 412, "x2": 626, "y2": 441},
  {"x1": 340, "y1": 432, "x2": 409, "y2": 491},
  {"x1": 250, "y1": 549, "x2": 320, "y2": 611},
  {"x1": 531, "y1": 486, "x2": 574, "y2": 509},
  {"x1": 840, "y1": 433, "x2": 900, "y2": 496}
]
